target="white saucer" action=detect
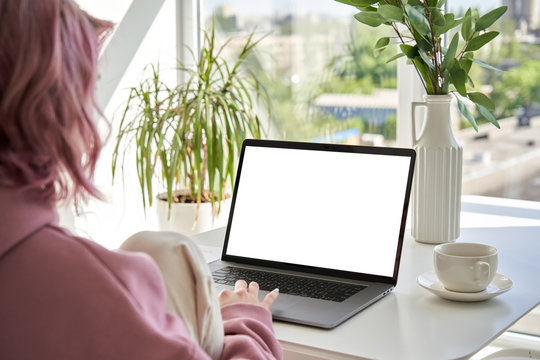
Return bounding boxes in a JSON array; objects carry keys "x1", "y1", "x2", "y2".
[{"x1": 417, "y1": 271, "x2": 513, "y2": 302}]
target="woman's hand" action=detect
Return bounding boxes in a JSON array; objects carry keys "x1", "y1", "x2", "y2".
[{"x1": 218, "y1": 280, "x2": 279, "y2": 310}]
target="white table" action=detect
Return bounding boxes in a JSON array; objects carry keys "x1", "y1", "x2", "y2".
[{"x1": 193, "y1": 195, "x2": 540, "y2": 360}]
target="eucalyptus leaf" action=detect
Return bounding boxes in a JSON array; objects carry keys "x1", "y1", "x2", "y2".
[
  {"x1": 386, "y1": 52, "x2": 406, "y2": 63},
  {"x1": 460, "y1": 57, "x2": 473, "y2": 74},
  {"x1": 466, "y1": 74, "x2": 475, "y2": 88},
  {"x1": 475, "y1": 6, "x2": 508, "y2": 31},
  {"x1": 400, "y1": 44, "x2": 419, "y2": 58},
  {"x1": 374, "y1": 37, "x2": 390, "y2": 55},
  {"x1": 441, "y1": 32, "x2": 459, "y2": 72},
  {"x1": 477, "y1": 104, "x2": 500, "y2": 128},
  {"x1": 335, "y1": 0, "x2": 378, "y2": 6},
  {"x1": 378, "y1": 4, "x2": 404, "y2": 22},
  {"x1": 354, "y1": 11, "x2": 385, "y2": 27},
  {"x1": 429, "y1": 7, "x2": 445, "y2": 26},
  {"x1": 465, "y1": 31, "x2": 500, "y2": 52},
  {"x1": 468, "y1": 91, "x2": 495, "y2": 110},
  {"x1": 461, "y1": 10, "x2": 473, "y2": 40},
  {"x1": 471, "y1": 8, "x2": 480, "y2": 23},
  {"x1": 375, "y1": 37, "x2": 390, "y2": 49},
  {"x1": 417, "y1": 39, "x2": 433, "y2": 54},
  {"x1": 413, "y1": 57, "x2": 434, "y2": 93},
  {"x1": 442, "y1": 69, "x2": 450, "y2": 93},
  {"x1": 410, "y1": 26, "x2": 425, "y2": 45},
  {"x1": 465, "y1": 56, "x2": 503, "y2": 72},
  {"x1": 434, "y1": 13, "x2": 460, "y2": 37},
  {"x1": 406, "y1": 4, "x2": 431, "y2": 37},
  {"x1": 419, "y1": 49, "x2": 435, "y2": 69},
  {"x1": 456, "y1": 95, "x2": 478, "y2": 131},
  {"x1": 358, "y1": 6, "x2": 378, "y2": 12},
  {"x1": 450, "y1": 63, "x2": 467, "y2": 96}
]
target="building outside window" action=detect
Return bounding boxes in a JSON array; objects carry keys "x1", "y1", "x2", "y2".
[
  {"x1": 447, "y1": 0, "x2": 540, "y2": 202},
  {"x1": 203, "y1": 0, "x2": 398, "y2": 146}
]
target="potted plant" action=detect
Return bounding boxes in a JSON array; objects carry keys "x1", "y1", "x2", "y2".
[
  {"x1": 112, "y1": 24, "x2": 269, "y2": 235},
  {"x1": 335, "y1": 0, "x2": 507, "y2": 244}
]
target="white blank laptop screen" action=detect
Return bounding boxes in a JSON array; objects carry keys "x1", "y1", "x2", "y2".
[{"x1": 225, "y1": 146, "x2": 411, "y2": 277}]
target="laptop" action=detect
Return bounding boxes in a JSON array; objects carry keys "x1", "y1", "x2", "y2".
[{"x1": 209, "y1": 139, "x2": 415, "y2": 329}]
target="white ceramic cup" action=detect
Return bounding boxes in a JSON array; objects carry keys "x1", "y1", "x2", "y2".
[{"x1": 433, "y1": 242, "x2": 498, "y2": 293}]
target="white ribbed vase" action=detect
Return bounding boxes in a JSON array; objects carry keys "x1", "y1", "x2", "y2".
[{"x1": 411, "y1": 95, "x2": 463, "y2": 244}]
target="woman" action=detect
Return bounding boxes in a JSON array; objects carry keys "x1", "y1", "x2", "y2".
[{"x1": 0, "y1": 1, "x2": 281, "y2": 359}]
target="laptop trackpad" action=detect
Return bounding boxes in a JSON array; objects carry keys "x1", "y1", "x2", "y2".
[
  {"x1": 265, "y1": 292, "x2": 303, "y2": 316},
  {"x1": 215, "y1": 285, "x2": 303, "y2": 315}
]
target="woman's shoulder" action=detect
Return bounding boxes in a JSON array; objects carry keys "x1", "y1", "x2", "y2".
[
  {"x1": 4, "y1": 224, "x2": 167, "y2": 310},
  {"x1": 0, "y1": 226, "x2": 203, "y2": 359},
  {"x1": 21, "y1": 225, "x2": 152, "y2": 268}
]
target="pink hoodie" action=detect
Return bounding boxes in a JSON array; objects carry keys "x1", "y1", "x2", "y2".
[{"x1": 0, "y1": 187, "x2": 282, "y2": 359}]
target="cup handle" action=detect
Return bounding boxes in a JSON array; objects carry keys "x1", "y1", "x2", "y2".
[{"x1": 475, "y1": 261, "x2": 491, "y2": 288}]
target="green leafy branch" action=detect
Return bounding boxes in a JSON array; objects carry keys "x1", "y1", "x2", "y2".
[{"x1": 335, "y1": 0, "x2": 507, "y2": 130}]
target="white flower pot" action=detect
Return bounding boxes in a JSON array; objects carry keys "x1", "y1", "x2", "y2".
[
  {"x1": 156, "y1": 194, "x2": 231, "y2": 236},
  {"x1": 411, "y1": 94, "x2": 463, "y2": 244}
]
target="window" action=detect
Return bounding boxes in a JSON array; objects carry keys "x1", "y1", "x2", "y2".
[
  {"x1": 202, "y1": 0, "x2": 399, "y2": 146},
  {"x1": 71, "y1": 0, "x2": 540, "y2": 243},
  {"x1": 200, "y1": 0, "x2": 540, "y2": 203},
  {"x1": 444, "y1": 0, "x2": 540, "y2": 202}
]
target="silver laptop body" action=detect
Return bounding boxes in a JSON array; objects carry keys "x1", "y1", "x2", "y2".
[{"x1": 209, "y1": 139, "x2": 415, "y2": 329}]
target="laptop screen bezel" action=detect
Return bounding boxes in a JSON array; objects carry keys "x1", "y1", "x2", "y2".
[{"x1": 221, "y1": 139, "x2": 416, "y2": 286}]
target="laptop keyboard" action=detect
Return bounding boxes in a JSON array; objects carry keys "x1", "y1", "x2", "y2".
[{"x1": 212, "y1": 266, "x2": 366, "y2": 303}]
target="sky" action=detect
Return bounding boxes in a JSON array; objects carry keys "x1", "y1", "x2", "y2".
[
  {"x1": 78, "y1": 0, "x2": 540, "y2": 23},
  {"x1": 204, "y1": 0, "x2": 511, "y2": 16},
  {"x1": 447, "y1": 0, "x2": 502, "y2": 12},
  {"x1": 204, "y1": 0, "x2": 357, "y2": 16}
]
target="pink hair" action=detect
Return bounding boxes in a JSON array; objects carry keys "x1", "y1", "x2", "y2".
[{"x1": 0, "y1": 0, "x2": 112, "y2": 204}]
